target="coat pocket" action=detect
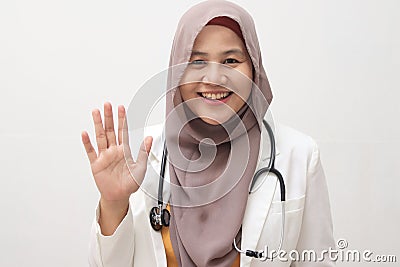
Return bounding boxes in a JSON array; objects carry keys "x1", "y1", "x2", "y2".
[
  {"x1": 270, "y1": 195, "x2": 305, "y2": 214},
  {"x1": 253, "y1": 197, "x2": 305, "y2": 266}
]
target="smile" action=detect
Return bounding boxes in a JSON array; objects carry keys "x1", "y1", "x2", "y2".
[{"x1": 197, "y1": 91, "x2": 233, "y2": 100}]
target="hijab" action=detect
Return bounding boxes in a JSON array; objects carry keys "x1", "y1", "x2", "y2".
[{"x1": 164, "y1": 1, "x2": 273, "y2": 266}]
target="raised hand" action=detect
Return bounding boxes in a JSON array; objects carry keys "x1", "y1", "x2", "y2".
[{"x1": 82, "y1": 102, "x2": 152, "y2": 205}]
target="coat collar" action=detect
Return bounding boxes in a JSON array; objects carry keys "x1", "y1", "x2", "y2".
[{"x1": 148, "y1": 120, "x2": 280, "y2": 164}]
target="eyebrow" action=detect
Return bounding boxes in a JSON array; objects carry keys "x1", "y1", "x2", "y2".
[{"x1": 190, "y1": 48, "x2": 245, "y2": 57}]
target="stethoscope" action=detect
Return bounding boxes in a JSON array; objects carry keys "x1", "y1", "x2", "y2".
[{"x1": 149, "y1": 119, "x2": 286, "y2": 261}]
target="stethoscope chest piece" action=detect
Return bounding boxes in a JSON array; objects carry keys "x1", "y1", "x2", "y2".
[{"x1": 149, "y1": 205, "x2": 171, "y2": 231}]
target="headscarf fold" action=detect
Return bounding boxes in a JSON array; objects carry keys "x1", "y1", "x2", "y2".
[{"x1": 165, "y1": 1, "x2": 273, "y2": 266}]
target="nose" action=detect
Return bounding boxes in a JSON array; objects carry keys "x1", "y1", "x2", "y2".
[{"x1": 202, "y1": 63, "x2": 227, "y2": 86}]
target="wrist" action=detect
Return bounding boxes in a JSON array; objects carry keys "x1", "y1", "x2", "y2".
[
  {"x1": 98, "y1": 197, "x2": 130, "y2": 236},
  {"x1": 100, "y1": 196, "x2": 129, "y2": 205},
  {"x1": 99, "y1": 197, "x2": 129, "y2": 216}
]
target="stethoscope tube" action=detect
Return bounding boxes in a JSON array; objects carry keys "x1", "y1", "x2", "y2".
[
  {"x1": 234, "y1": 119, "x2": 286, "y2": 261},
  {"x1": 158, "y1": 141, "x2": 168, "y2": 207},
  {"x1": 250, "y1": 119, "x2": 286, "y2": 201},
  {"x1": 149, "y1": 142, "x2": 170, "y2": 231}
]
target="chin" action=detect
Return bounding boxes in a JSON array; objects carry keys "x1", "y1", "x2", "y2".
[
  {"x1": 200, "y1": 117, "x2": 221, "y2": 125},
  {"x1": 198, "y1": 112, "x2": 236, "y2": 125}
]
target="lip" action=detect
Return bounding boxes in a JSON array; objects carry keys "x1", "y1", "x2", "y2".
[
  {"x1": 197, "y1": 91, "x2": 233, "y2": 105},
  {"x1": 197, "y1": 90, "x2": 231, "y2": 94}
]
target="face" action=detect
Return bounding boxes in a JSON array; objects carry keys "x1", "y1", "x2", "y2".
[{"x1": 178, "y1": 24, "x2": 253, "y2": 125}]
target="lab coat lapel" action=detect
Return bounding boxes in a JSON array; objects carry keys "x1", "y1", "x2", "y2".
[
  {"x1": 240, "y1": 121, "x2": 280, "y2": 267},
  {"x1": 143, "y1": 169, "x2": 170, "y2": 266},
  {"x1": 143, "y1": 124, "x2": 169, "y2": 267}
]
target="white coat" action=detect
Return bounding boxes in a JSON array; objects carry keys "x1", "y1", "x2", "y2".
[{"x1": 88, "y1": 120, "x2": 336, "y2": 266}]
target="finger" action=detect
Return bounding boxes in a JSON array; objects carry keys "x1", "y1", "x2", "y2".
[
  {"x1": 104, "y1": 102, "x2": 117, "y2": 146},
  {"x1": 136, "y1": 136, "x2": 153, "y2": 166},
  {"x1": 117, "y1": 105, "x2": 130, "y2": 146},
  {"x1": 92, "y1": 109, "x2": 107, "y2": 153},
  {"x1": 81, "y1": 131, "x2": 97, "y2": 163}
]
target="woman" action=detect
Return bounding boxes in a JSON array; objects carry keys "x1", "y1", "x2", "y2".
[{"x1": 82, "y1": 1, "x2": 335, "y2": 266}]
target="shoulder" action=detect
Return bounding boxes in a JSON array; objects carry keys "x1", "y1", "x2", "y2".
[
  {"x1": 268, "y1": 122, "x2": 325, "y2": 201},
  {"x1": 274, "y1": 122, "x2": 320, "y2": 168}
]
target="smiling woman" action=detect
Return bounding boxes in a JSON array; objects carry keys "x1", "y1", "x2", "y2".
[
  {"x1": 179, "y1": 18, "x2": 253, "y2": 125},
  {"x1": 83, "y1": 1, "x2": 336, "y2": 266}
]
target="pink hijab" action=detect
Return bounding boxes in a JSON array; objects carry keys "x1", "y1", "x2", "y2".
[{"x1": 164, "y1": 1, "x2": 273, "y2": 266}]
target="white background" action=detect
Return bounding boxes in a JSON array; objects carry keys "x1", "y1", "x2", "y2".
[{"x1": 0, "y1": 0, "x2": 399, "y2": 266}]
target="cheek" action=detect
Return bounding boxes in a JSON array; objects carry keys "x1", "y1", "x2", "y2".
[
  {"x1": 231, "y1": 61, "x2": 253, "y2": 95},
  {"x1": 241, "y1": 62, "x2": 254, "y2": 83},
  {"x1": 230, "y1": 74, "x2": 252, "y2": 103},
  {"x1": 231, "y1": 90, "x2": 250, "y2": 111},
  {"x1": 179, "y1": 84, "x2": 197, "y2": 101}
]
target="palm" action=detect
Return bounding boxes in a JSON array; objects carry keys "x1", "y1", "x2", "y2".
[{"x1": 82, "y1": 103, "x2": 152, "y2": 202}]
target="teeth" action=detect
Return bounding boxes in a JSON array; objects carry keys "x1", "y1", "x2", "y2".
[{"x1": 201, "y1": 92, "x2": 230, "y2": 100}]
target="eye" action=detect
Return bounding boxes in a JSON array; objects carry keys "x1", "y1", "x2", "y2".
[
  {"x1": 189, "y1": 59, "x2": 207, "y2": 65},
  {"x1": 224, "y1": 58, "x2": 240, "y2": 64}
]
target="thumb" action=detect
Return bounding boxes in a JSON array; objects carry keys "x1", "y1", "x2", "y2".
[{"x1": 136, "y1": 136, "x2": 153, "y2": 165}]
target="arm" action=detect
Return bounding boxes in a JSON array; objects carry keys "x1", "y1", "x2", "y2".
[
  {"x1": 98, "y1": 198, "x2": 129, "y2": 236},
  {"x1": 82, "y1": 103, "x2": 153, "y2": 266},
  {"x1": 291, "y1": 141, "x2": 336, "y2": 266},
  {"x1": 88, "y1": 200, "x2": 134, "y2": 267}
]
